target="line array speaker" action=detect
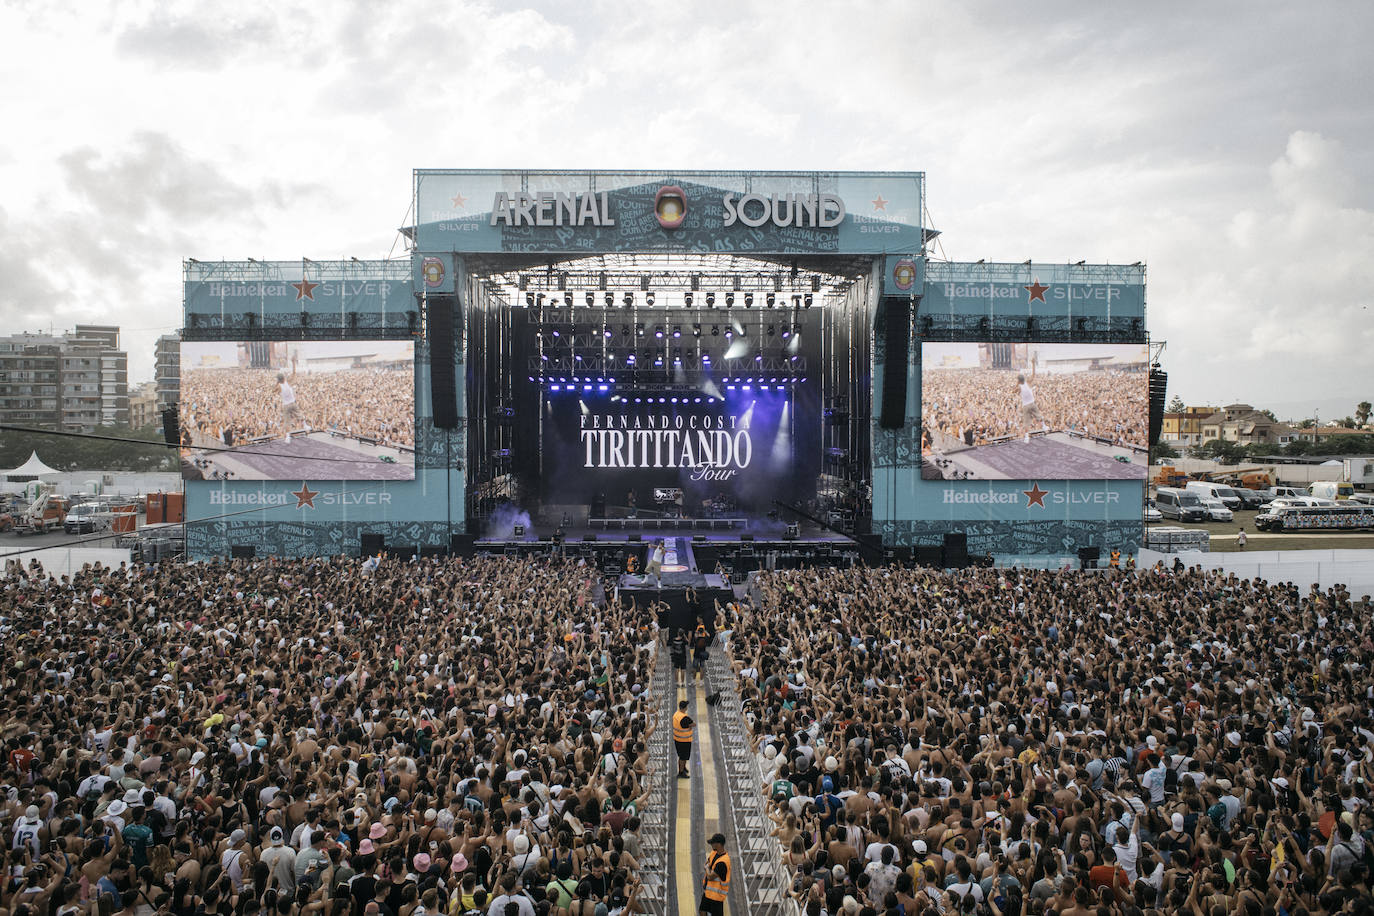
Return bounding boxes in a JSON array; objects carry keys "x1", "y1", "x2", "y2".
[
  {"x1": 879, "y1": 297, "x2": 912, "y2": 429},
  {"x1": 429, "y1": 295, "x2": 459, "y2": 429}
]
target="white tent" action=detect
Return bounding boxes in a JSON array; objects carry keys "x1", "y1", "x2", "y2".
[{"x1": 2, "y1": 451, "x2": 61, "y2": 481}]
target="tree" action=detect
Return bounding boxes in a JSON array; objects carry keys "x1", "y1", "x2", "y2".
[
  {"x1": 1258, "y1": 409, "x2": 1277, "y2": 422},
  {"x1": 1298, "y1": 419, "x2": 1315, "y2": 429},
  {"x1": 1150, "y1": 442, "x2": 1179, "y2": 464},
  {"x1": 1195, "y1": 438, "x2": 1248, "y2": 466},
  {"x1": 1358, "y1": 401, "x2": 1372, "y2": 428},
  {"x1": 1167, "y1": 396, "x2": 1186, "y2": 413},
  {"x1": 1339, "y1": 416, "x2": 1357, "y2": 430}
]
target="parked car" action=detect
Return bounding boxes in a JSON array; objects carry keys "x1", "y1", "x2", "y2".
[
  {"x1": 1199, "y1": 496, "x2": 1234, "y2": 522},
  {"x1": 1231, "y1": 487, "x2": 1269, "y2": 509},
  {"x1": 1154, "y1": 487, "x2": 1208, "y2": 522},
  {"x1": 62, "y1": 502, "x2": 110, "y2": 534},
  {"x1": 1144, "y1": 503, "x2": 1163, "y2": 523},
  {"x1": 1185, "y1": 481, "x2": 1242, "y2": 511}
]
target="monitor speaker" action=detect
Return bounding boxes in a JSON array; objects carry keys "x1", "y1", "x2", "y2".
[
  {"x1": 784, "y1": 524, "x2": 799, "y2": 540},
  {"x1": 692, "y1": 534, "x2": 706, "y2": 542},
  {"x1": 915, "y1": 545, "x2": 943, "y2": 567},
  {"x1": 942, "y1": 531, "x2": 968, "y2": 569},
  {"x1": 360, "y1": 532, "x2": 385, "y2": 556},
  {"x1": 429, "y1": 295, "x2": 459, "y2": 429},
  {"x1": 1078, "y1": 545, "x2": 1100, "y2": 569},
  {"x1": 628, "y1": 534, "x2": 641, "y2": 542},
  {"x1": 878, "y1": 297, "x2": 912, "y2": 429},
  {"x1": 450, "y1": 534, "x2": 476, "y2": 558},
  {"x1": 230, "y1": 544, "x2": 255, "y2": 559},
  {"x1": 740, "y1": 533, "x2": 755, "y2": 542},
  {"x1": 583, "y1": 535, "x2": 596, "y2": 542},
  {"x1": 419, "y1": 545, "x2": 447, "y2": 559}
]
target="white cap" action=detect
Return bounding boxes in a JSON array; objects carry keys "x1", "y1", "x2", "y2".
[
  {"x1": 912, "y1": 839, "x2": 928, "y2": 855},
  {"x1": 514, "y1": 835, "x2": 529, "y2": 854}
]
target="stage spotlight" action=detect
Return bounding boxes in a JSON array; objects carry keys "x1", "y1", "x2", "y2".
[
  {"x1": 694, "y1": 397, "x2": 702, "y2": 403},
  {"x1": 525, "y1": 293, "x2": 535, "y2": 307},
  {"x1": 706, "y1": 292, "x2": 716, "y2": 308},
  {"x1": 564, "y1": 293, "x2": 573, "y2": 307},
  {"x1": 768, "y1": 325, "x2": 775, "y2": 337},
  {"x1": 585, "y1": 292, "x2": 595, "y2": 306},
  {"x1": 725, "y1": 293, "x2": 735, "y2": 307},
  {"x1": 605, "y1": 292, "x2": 614, "y2": 307},
  {"x1": 634, "y1": 397, "x2": 642, "y2": 403},
  {"x1": 693, "y1": 323, "x2": 701, "y2": 337},
  {"x1": 804, "y1": 294, "x2": 814, "y2": 307},
  {"x1": 627, "y1": 354, "x2": 636, "y2": 364},
  {"x1": 711, "y1": 325, "x2": 719, "y2": 336},
  {"x1": 781, "y1": 325, "x2": 792, "y2": 339},
  {"x1": 792, "y1": 294, "x2": 801, "y2": 308},
  {"x1": 684, "y1": 292, "x2": 693, "y2": 307},
  {"x1": 766, "y1": 293, "x2": 776, "y2": 307},
  {"x1": 603, "y1": 328, "x2": 613, "y2": 338},
  {"x1": 655, "y1": 326, "x2": 664, "y2": 339},
  {"x1": 623, "y1": 292, "x2": 634, "y2": 306},
  {"x1": 755, "y1": 353, "x2": 763, "y2": 362},
  {"x1": 636, "y1": 322, "x2": 645, "y2": 336},
  {"x1": 702, "y1": 354, "x2": 711, "y2": 363},
  {"x1": 646, "y1": 291, "x2": 656, "y2": 306},
  {"x1": 672, "y1": 325, "x2": 681, "y2": 338},
  {"x1": 654, "y1": 356, "x2": 663, "y2": 366},
  {"x1": 671, "y1": 397, "x2": 679, "y2": 403},
  {"x1": 744, "y1": 293, "x2": 754, "y2": 307},
  {"x1": 552, "y1": 329, "x2": 560, "y2": 337},
  {"x1": 622, "y1": 325, "x2": 630, "y2": 335}
]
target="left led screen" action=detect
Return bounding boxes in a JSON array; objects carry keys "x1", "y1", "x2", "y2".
[{"x1": 179, "y1": 340, "x2": 415, "y2": 481}]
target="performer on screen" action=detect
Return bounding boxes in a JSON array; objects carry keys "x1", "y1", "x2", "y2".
[
  {"x1": 1015, "y1": 352, "x2": 1047, "y2": 443},
  {"x1": 277, "y1": 351, "x2": 300, "y2": 443}
]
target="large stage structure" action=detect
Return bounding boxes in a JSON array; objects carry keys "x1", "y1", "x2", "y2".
[{"x1": 182, "y1": 170, "x2": 1150, "y2": 564}]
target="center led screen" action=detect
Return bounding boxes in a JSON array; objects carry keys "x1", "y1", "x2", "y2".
[
  {"x1": 920, "y1": 342, "x2": 1148, "y2": 481},
  {"x1": 180, "y1": 340, "x2": 415, "y2": 481},
  {"x1": 540, "y1": 390, "x2": 796, "y2": 515}
]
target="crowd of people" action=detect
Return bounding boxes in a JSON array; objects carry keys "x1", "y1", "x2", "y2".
[
  {"x1": 1, "y1": 555, "x2": 653, "y2": 916},
  {"x1": 921, "y1": 369, "x2": 1148, "y2": 453},
  {"x1": 181, "y1": 369, "x2": 416, "y2": 450},
  {"x1": 729, "y1": 565, "x2": 1374, "y2": 916}
]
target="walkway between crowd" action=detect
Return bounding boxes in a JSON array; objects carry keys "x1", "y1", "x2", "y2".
[{"x1": 662, "y1": 628, "x2": 795, "y2": 916}]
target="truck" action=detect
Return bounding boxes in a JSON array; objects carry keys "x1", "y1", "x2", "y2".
[
  {"x1": 1154, "y1": 466, "x2": 1188, "y2": 488},
  {"x1": 1346, "y1": 458, "x2": 1372, "y2": 490},
  {"x1": 15, "y1": 490, "x2": 69, "y2": 534}
]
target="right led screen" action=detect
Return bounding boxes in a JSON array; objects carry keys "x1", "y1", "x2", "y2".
[{"x1": 920, "y1": 342, "x2": 1148, "y2": 480}]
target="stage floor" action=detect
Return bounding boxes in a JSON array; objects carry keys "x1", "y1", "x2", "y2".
[
  {"x1": 922, "y1": 431, "x2": 1147, "y2": 480},
  {"x1": 475, "y1": 519, "x2": 853, "y2": 547},
  {"x1": 183, "y1": 431, "x2": 414, "y2": 481}
]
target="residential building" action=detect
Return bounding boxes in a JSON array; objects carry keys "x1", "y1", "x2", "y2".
[
  {"x1": 154, "y1": 333, "x2": 180, "y2": 409},
  {"x1": 0, "y1": 325, "x2": 127, "y2": 431},
  {"x1": 1160, "y1": 406, "x2": 1218, "y2": 447},
  {"x1": 1199, "y1": 403, "x2": 1297, "y2": 446},
  {"x1": 1293, "y1": 425, "x2": 1365, "y2": 443},
  {"x1": 129, "y1": 381, "x2": 159, "y2": 429}
]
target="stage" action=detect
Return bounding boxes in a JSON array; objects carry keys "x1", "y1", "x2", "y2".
[{"x1": 922, "y1": 431, "x2": 1148, "y2": 481}]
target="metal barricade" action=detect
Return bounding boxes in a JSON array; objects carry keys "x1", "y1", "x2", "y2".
[
  {"x1": 636, "y1": 637, "x2": 673, "y2": 915},
  {"x1": 706, "y1": 641, "x2": 799, "y2": 916}
]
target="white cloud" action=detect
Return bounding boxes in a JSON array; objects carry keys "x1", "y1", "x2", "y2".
[{"x1": 0, "y1": 0, "x2": 1369, "y2": 418}]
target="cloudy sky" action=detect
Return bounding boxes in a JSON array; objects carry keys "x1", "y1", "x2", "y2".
[{"x1": 1, "y1": 1, "x2": 1370, "y2": 421}]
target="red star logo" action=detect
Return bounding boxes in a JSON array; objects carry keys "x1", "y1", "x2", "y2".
[
  {"x1": 1023, "y1": 483, "x2": 1049, "y2": 508},
  {"x1": 292, "y1": 278, "x2": 319, "y2": 301},
  {"x1": 1023, "y1": 280, "x2": 1049, "y2": 302},
  {"x1": 292, "y1": 483, "x2": 319, "y2": 510},
  {"x1": 450, "y1": 192, "x2": 467, "y2": 209},
  {"x1": 872, "y1": 195, "x2": 888, "y2": 211}
]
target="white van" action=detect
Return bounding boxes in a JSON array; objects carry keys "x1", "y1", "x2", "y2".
[
  {"x1": 1185, "y1": 481, "x2": 1242, "y2": 511},
  {"x1": 1268, "y1": 486, "x2": 1304, "y2": 500},
  {"x1": 1154, "y1": 487, "x2": 1208, "y2": 522},
  {"x1": 1309, "y1": 481, "x2": 1355, "y2": 501}
]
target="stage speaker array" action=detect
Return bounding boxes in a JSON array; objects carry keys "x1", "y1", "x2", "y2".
[
  {"x1": 941, "y1": 531, "x2": 968, "y2": 569},
  {"x1": 360, "y1": 532, "x2": 385, "y2": 556},
  {"x1": 161, "y1": 407, "x2": 179, "y2": 446},
  {"x1": 1078, "y1": 545, "x2": 1101, "y2": 569},
  {"x1": 450, "y1": 534, "x2": 476, "y2": 558},
  {"x1": 878, "y1": 297, "x2": 912, "y2": 429},
  {"x1": 230, "y1": 545, "x2": 255, "y2": 559},
  {"x1": 1148, "y1": 366, "x2": 1168, "y2": 447},
  {"x1": 428, "y1": 295, "x2": 459, "y2": 429}
]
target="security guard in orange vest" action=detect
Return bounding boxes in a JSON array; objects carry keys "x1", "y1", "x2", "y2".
[
  {"x1": 1109, "y1": 548, "x2": 1121, "y2": 568},
  {"x1": 673, "y1": 700, "x2": 694, "y2": 779},
  {"x1": 700, "y1": 832, "x2": 731, "y2": 916}
]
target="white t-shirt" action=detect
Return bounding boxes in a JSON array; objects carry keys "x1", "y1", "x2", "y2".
[
  {"x1": 1020, "y1": 382, "x2": 1036, "y2": 407},
  {"x1": 280, "y1": 381, "x2": 296, "y2": 406}
]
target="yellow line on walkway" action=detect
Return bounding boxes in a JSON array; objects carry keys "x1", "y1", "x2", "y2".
[{"x1": 674, "y1": 683, "x2": 693, "y2": 915}]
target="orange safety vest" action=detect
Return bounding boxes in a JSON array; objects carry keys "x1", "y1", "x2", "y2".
[
  {"x1": 1109, "y1": 549, "x2": 1121, "y2": 567},
  {"x1": 673, "y1": 710, "x2": 693, "y2": 743},
  {"x1": 703, "y1": 850, "x2": 731, "y2": 901}
]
